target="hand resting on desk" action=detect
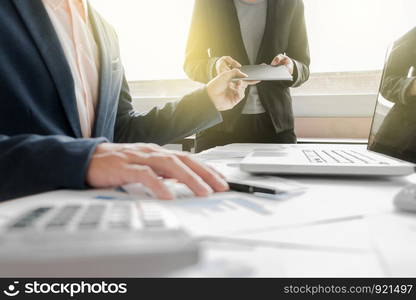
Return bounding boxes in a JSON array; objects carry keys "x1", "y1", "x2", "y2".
[{"x1": 86, "y1": 143, "x2": 229, "y2": 200}]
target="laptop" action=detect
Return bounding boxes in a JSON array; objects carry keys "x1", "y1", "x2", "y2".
[{"x1": 240, "y1": 33, "x2": 416, "y2": 176}]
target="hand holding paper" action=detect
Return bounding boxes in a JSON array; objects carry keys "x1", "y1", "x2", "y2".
[
  {"x1": 271, "y1": 53, "x2": 295, "y2": 75},
  {"x1": 215, "y1": 56, "x2": 242, "y2": 75}
]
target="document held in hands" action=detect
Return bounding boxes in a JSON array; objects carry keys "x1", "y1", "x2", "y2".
[{"x1": 235, "y1": 65, "x2": 293, "y2": 81}]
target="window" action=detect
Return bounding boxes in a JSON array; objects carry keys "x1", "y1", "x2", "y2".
[
  {"x1": 90, "y1": 0, "x2": 194, "y2": 81},
  {"x1": 305, "y1": 0, "x2": 416, "y2": 73},
  {"x1": 91, "y1": 0, "x2": 416, "y2": 80},
  {"x1": 90, "y1": 0, "x2": 416, "y2": 139}
]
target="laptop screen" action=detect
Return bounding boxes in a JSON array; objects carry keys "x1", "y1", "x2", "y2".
[{"x1": 368, "y1": 28, "x2": 416, "y2": 163}]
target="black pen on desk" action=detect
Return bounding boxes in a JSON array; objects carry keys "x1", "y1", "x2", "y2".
[{"x1": 227, "y1": 181, "x2": 285, "y2": 195}]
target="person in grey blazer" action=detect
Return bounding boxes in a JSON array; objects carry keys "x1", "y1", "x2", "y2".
[
  {"x1": 184, "y1": 0, "x2": 311, "y2": 152},
  {"x1": 370, "y1": 27, "x2": 416, "y2": 163}
]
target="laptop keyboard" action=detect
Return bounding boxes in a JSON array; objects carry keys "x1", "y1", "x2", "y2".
[
  {"x1": 303, "y1": 149, "x2": 390, "y2": 165},
  {"x1": 7, "y1": 200, "x2": 176, "y2": 232}
]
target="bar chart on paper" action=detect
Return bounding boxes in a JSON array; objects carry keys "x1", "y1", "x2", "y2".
[
  {"x1": 169, "y1": 197, "x2": 273, "y2": 217},
  {"x1": 160, "y1": 195, "x2": 282, "y2": 236}
]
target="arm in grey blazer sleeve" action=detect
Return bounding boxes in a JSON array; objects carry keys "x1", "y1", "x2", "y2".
[
  {"x1": 114, "y1": 76, "x2": 222, "y2": 145},
  {"x1": 382, "y1": 75, "x2": 416, "y2": 105},
  {"x1": 287, "y1": 0, "x2": 310, "y2": 88},
  {"x1": 381, "y1": 43, "x2": 416, "y2": 105},
  {"x1": 183, "y1": 0, "x2": 219, "y2": 83},
  {"x1": 0, "y1": 134, "x2": 106, "y2": 201}
]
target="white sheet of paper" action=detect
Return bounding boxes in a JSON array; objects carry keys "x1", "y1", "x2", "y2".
[
  {"x1": 366, "y1": 213, "x2": 416, "y2": 277},
  {"x1": 230, "y1": 219, "x2": 374, "y2": 252},
  {"x1": 174, "y1": 240, "x2": 383, "y2": 277},
  {"x1": 234, "y1": 65, "x2": 293, "y2": 81}
]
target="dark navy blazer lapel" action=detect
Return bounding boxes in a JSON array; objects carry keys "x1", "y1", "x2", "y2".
[
  {"x1": 12, "y1": 0, "x2": 82, "y2": 138},
  {"x1": 89, "y1": 6, "x2": 112, "y2": 139}
]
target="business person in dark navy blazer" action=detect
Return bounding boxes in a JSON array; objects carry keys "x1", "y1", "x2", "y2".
[{"x1": 0, "y1": 0, "x2": 250, "y2": 201}]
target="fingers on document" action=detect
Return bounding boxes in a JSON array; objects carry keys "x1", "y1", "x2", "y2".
[
  {"x1": 123, "y1": 150, "x2": 214, "y2": 198},
  {"x1": 174, "y1": 153, "x2": 229, "y2": 193},
  {"x1": 123, "y1": 164, "x2": 174, "y2": 200},
  {"x1": 120, "y1": 143, "x2": 228, "y2": 198}
]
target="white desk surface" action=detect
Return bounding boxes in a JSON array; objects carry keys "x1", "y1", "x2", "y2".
[{"x1": 1, "y1": 144, "x2": 415, "y2": 277}]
